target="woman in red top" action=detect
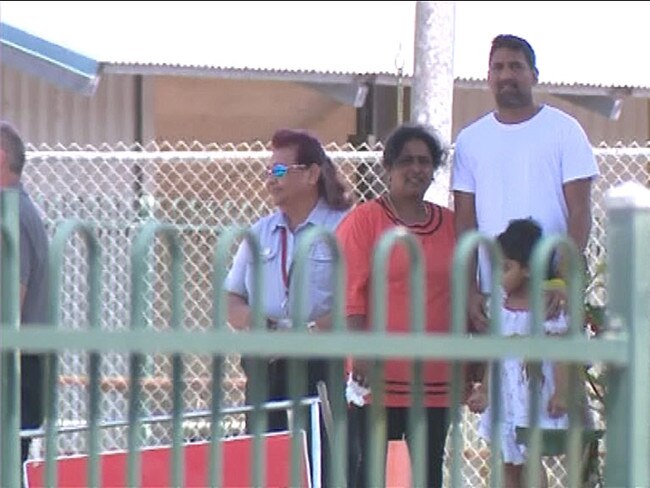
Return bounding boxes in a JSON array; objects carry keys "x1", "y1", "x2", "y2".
[{"x1": 336, "y1": 123, "x2": 454, "y2": 487}]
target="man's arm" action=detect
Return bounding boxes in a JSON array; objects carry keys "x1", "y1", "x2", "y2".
[
  {"x1": 227, "y1": 292, "x2": 282, "y2": 331},
  {"x1": 543, "y1": 178, "x2": 593, "y2": 317},
  {"x1": 453, "y1": 191, "x2": 488, "y2": 331},
  {"x1": 454, "y1": 190, "x2": 478, "y2": 239},
  {"x1": 563, "y1": 177, "x2": 593, "y2": 254},
  {"x1": 228, "y1": 292, "x2": 289, "y2": 331},
  {"x1": 554, "y1": 177, "x2": 593, "y2": 286},
  {"x1": 226, "y1": 292, "x2": 253, "y2": 331},
  {"x1": 224, "y1": 237, "x2": 261, "y2": 331}
]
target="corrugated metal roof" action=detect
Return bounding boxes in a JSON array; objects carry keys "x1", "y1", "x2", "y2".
[
  {"x1": 99, "y1": 63, "x2": 650, "y2": 97},
  {"x1": 1, "y1": 1, "x2": 649, "y2": 92}
]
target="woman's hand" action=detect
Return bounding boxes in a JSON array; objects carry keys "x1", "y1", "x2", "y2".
[
  {"x1": 468, "y1": 289, "x2": 489, "y2": 333},
  {"x1": 351, "y1": 359, "x2": 371, "y2": 388},
  {"x1": 547, "y1": 390, "x2": 568, "y2": 418},
  {"x1": 466, "y1": 383, "x2": 488, "y2": 414}
]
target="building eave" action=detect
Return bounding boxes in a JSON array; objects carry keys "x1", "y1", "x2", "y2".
[{"x1": 0, "y1": 22, "x2": 100, "y2": 96}]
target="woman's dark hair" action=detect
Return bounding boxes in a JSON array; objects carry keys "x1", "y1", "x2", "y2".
[
  {"x1": 490, "y1": 34, "x2": 538, "y2": 76},
  {"x1": 382, "y1": 123, "x2": 448, "y2": 171},
  {"x1": 497, "y1": 218, "x2": 543, "y2": 267},
  {"x1": 271, "y1": 129, "x2": 353, "y2": 210}
]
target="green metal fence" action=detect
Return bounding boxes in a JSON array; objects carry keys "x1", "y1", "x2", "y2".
[
  {"x1": 1, "y1": 180, "x2": 649, "y2": 487},
  {"x1": 16, "y1": 143, "x2": 649, "y2": 486}
]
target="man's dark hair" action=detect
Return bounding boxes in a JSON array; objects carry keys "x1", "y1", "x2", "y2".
[
  {"x1": 0, "y1": 121, "x2": 26, "y2": 175},
  {"x1": 497, "y1": 218, "x2": 543, "y2": 267},
  {"x1": 382, "y1": 123, "x2": 448, "y2": 171},
  {"x1": 490, "y1": 34, "x2": 538, "y2": 76}
]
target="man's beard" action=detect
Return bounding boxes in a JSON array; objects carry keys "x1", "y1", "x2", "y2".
[{"x1": 495, "y1": 85, "x2": 533, "y2": 109}]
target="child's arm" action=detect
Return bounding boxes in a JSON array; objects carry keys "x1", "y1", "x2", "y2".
[
  {"x1": 548, "y1": 361, "x2": 569, "y2": 418},
  {"x1": 466, "y1": 364, "x2": 490, "y2": 414}
]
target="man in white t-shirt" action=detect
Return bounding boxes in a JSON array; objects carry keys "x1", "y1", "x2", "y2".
[{"x1": 452, "y1": 34, "x2": 599, "y2": 331}]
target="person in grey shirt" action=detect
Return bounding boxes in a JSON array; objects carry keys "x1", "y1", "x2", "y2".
[
  {"x1": 0, "y1": 121, "x2": 49, "y2": 464},
  {"x1": 225, "y1": 129, "x2": 352, "y2": 485}
]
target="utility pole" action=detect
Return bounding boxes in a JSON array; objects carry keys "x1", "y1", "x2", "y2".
[{"x1": 411, "y1": 1, "x2": 456, "y2": 207}]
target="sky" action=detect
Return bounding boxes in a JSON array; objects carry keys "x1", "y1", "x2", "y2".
[
  {"x1": 0, "y1": 1, "x2": 648, "y2": 87},
  {"x1": 453, "y1": 1, "x2": 650, "y2": 87}
]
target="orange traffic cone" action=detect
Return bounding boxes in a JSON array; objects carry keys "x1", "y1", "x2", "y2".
[{"x1": 385, "y1": 439, "x2": 412, "y2": 488}]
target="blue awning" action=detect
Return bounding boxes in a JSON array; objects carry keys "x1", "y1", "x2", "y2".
[{"x1": 0, "y1": 22, "x2": 100, "y2": 96}]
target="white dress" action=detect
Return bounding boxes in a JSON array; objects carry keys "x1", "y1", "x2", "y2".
[{"x1": 477, "y1": 306, "x2": 569, "y2": 464}]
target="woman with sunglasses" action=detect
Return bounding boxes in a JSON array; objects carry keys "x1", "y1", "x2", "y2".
[
  {"x1": 336, "y1": 123, "x2": 455, "y2": 488},
  {"x1": 224, "y1": 128, "x2": 352, "y2": 484}
]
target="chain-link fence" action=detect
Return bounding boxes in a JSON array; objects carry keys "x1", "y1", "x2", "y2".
[{"x1": 22, "y1": 141, "x2": 649, "y2": 486}]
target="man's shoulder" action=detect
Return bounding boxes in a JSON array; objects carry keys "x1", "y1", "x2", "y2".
[
  {"x1": 18, "y1": 190, "x2": 47, "y2": 231},
  {"x1": 541, "y1": 104, "x2": 571, "y2": 117},
  {"x1": 235, "y1": 212, "x2": 280, "y2": 253},
  {"x1": 456, "y1": 112, "x2": 497, "y2": 141},
  {"x1": 540, "y1": 104, "x2": 584, "y2": 128}
]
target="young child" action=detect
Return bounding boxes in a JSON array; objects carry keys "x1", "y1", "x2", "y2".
[{"x1": 466, "y1": 218, "x2": 569, "y2": 488}]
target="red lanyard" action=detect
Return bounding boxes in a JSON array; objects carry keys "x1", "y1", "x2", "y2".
[{"x1": 280, "y1": 226, "x2": 290, "y2": 290}]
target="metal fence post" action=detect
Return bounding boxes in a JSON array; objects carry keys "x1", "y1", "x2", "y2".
[
  {"x1": 45, "y1": 221, "x2": 102, "y2": 486},
  {"x1": 129, "y1": 221, "x2": 185, "y2": 487},
  {"x1": 369, "y1": 227, "x2": 425, "y2": 488},
  {"x1": 603, "y1": 181, "x2": 650, "y2": 486},
  {"x1": 0, "y1": 190, "x2": 21, "y2": 487}
]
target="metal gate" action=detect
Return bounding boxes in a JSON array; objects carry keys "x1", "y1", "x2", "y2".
[{"x1": 1, "y1": 180, "x2": 649, "y2": 487}]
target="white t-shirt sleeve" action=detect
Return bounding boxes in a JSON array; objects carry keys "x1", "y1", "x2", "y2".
[
  {"x1": 560, "y1": 118, "x2": 599, "y2": 183},
  {"x1": 451, "y1": 133, "x2": 475, "y2": 193},
  {"x1": 224, "y1": 239, "x2": 250, "y2": 298}
]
